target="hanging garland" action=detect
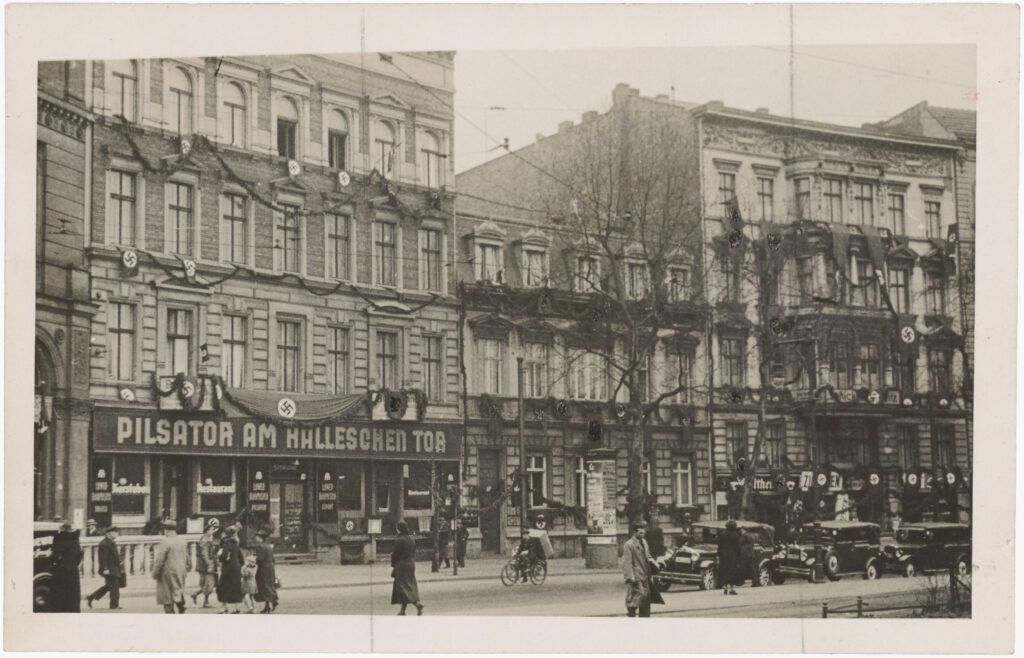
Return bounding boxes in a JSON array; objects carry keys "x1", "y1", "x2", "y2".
[{"x1": 381, "y1": 388, "x2": 409, "y2": 420}]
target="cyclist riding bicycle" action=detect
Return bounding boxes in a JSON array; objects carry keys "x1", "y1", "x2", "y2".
[{"x1": 513, "y1": 531, "x2": 541, "y2": 583}]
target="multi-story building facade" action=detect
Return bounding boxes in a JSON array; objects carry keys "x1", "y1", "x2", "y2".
[{"x1": 44, "y1": 53, "x2": 462, "y2": 560}]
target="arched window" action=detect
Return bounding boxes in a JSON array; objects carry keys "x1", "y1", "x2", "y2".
[
  {"x1": 419, "y1": 130, "x2": 443, "y2": 189},
  {"x1": 222, "y1": 82, "x2": 247, "y2": 148},
  {"x1": 167, "y1": 66, "x2": 193, "y2": 135},
  {"x1": 374, "y1": 120, "x2": 397, "y2": 178},
  {"x1": 108, "y1": 60, "x2": 138, "y2": 122},
  {"x1": 327, "y1": 109, "x2": 349, "y2": 170},
  {"x1": 276, "y1": 96, "x2": 299, "y2": 158}
]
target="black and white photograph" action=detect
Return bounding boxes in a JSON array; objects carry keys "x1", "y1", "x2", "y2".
[{"x1": 6, "y1": 3, "x2": 1017, "y2": 653}]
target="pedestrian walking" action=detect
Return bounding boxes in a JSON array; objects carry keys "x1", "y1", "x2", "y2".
[
  {"x1": 153, "y1": 519, "x2": 188, "y2": 613},
  {"x1": 240, "y1": 553, "x2": 258, "y2": 613},
  {"x1": 454, "y1": 520, "x2": 470, "y2": 568},
  {"x1": 620, "y1": 521, "x2": 664, "y2": 617},
  {"x1": 253, "y1": 527, "x2": 278, "y2": 613},
  {"x1": 717, "y1": 519, "x2": 743, "y2": 595},
  {"x1": 390, "y1": 520, "x2": 423, "y2": 615},
  {"x1": 216, "y1": 525, "x2": 243, "y2": 614},
  {"x1": 85, "y1": 518, "x2": 101, "y2": 537},
  {"x1": 438, "y1": 519, "x2": 451, "y2": 569},
  {"x1": 51, "y1": 522, "x2": 83, "y2": 612},
  {"x1": 739, "y1": 528, "x2": 759, "y2": 587},
  {"x1": 85, "y1": 525, "x2": 123, "y2": 610},
  {"x1": 190, "y1": 518, "x2": 219, "y2": 608}
]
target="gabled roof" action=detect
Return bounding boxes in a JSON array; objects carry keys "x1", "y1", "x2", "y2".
[{"x1": 866, "y1": 101, "x2": 975, "y2": 143}]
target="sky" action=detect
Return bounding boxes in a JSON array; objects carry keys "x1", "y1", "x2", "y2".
[{"x1": 453, "y1": 45, "x2": 976, "y2": 174}]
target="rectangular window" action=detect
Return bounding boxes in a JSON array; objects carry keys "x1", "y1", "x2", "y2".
[
  {"x1": 720, "y1": 256, "x2": 740, "y2": 303},
  {"x1": 107, "y1": 302, "x2": 135, "y2": 381},
  {"x1": 726, "y1": 422, "x2": 746, "y2": 467},
  {"x1": 668, "y1": 267, "x2": 689, "y2": 302},
  {"x1": 276, "y1": 319, "x2": 301, "y2": 392},
  {"x1": 421, "y1": 149, "x2": 443, "y2": 189},
  {"x1": 796, "y1": 256, "x2": 814, "y2": 302},
  {"x1": 855, "y1": 260, "x2": 878, "y2": 307},
  {"x1": 831, "y1": 342, "x2": 851, "y2": 389},
  {"x1": 477, "y1": 338, "x2": 503, "y2": 395},
  {"x1": 897, "y1": 426, "x2": 919, "y2": 470},
  {"x1": 110, "y1": 455, "x2": 146, "y2": 516},
  {"x1": 225, "y1": 98, "x2": 245, "y2": 148},
  {"x1": 889, "y1": 268, "x2": 910, "y2": 314},
  {"x1": 274, "y1": 205, "x2": 301, "y2": 273},
  {"x1": 568, "y1": 351, "x2": 606, "y2": 401},
  {"x1": 573, "y1": 456, "x2": 586, "y2": 507},
  {"x1": 526, "y1": 455, "x2": 547, "y2": 508},
  {"x1": 794, "y1": 178, "x2": 810, "y2": 220},
  {"x1": 375, "y1": 223, "x2": 397, "y2": 286},
  {"x1": 895, "y1": 350, "x2": 916, "y2": 392},
  {"x1": 221, "y1": 315, "x2": 247, "y2": 388},
  {"x1": 198, "y1": 460, "x2": 234, "y2": 513},
  {"x1": 376, "y1": 139, "x2": 396, "y2": 179},
  {"x1": 928, "y1": 349, "x2": 951, "y2": 395},
  {"x1": 854, "y1": 182, "x2": 874, "y2": 225},
  {"x1": 925, "y1": 200, "x2": 942, "y2": 238},
  {"x1": 757, "y1": 177, "x2": 774, "y2": 222},
  {"x1": 336, "y1": 461, "x2": 363, "y2": 511},
  {"x1": 326, "y1": 327, "x2": 349, "y2": 394},
  {"x1": 112, "y1": 69, "x2": 137, "y2": 122},
  {"x1": 720, "y1": 337, "x2": 744, "y2": 387},
  {"x1": 522, "y1": 249, "x2": 547, "y2": 288},
  {"x1": 110, "y1": 171, "x2": 137, "y2": 246},
  {"x1": 824, "y1": 178, "x2": 843, "y2": 223},
  {"x1": 859, "y1": 343, "x2": 881, "y2": 389},
  {"x1": 477, "y1": 243, "x2": 502, "y2": 283},
  {"x1": 166, "y1": 309, "x2": 192, "y2": 375},
  {"x1": 325, "y1": 214, "x2": 350, "y2": 280},
  {"x1": 933, "y1": 425, "x2": 955, "y2": 465},
  {"x1": 423, "y1": 335, "x2": 443, "y2": 401},
  {"x1": 277, "y1": 118, "x2": 297, "y2": 158},
  {"x1": 627, "y1": 262, "x2": 648, "y2": 299},
  {"x1": 376, "y1": 330, "x2": 399, "y2": 390},
  {"x1": 889, "y1": 193, "x2": 906, "y2": 235},
  {"x1": 718, "y1": 172, "x2": 736, "y2": 215},
  {"x1": 673, "y1": 460, "x2": 693, "y2": 506},
  {"x1": 926, "y1": 271, "x2": 946, "y2": 315},
  {"x1": 576, "y1": 255, "x2": 600, "y2": 292},
  {"x1": 766, "y1": 423, "x2": 786, "y2": 467},
  {"x1": 420, "y1": 229, "x2": 443, "y2": 291},
  {"x1": 523, "y1": 342, "x2": 548, "y2": 398},
  {"x1": 664, "y1": 350, "x2": 692, "y2": 403},
  {"x1": 167, "y1": 182, "x2": 194, "y2": 256},
  {"x1": 328, "y1": 130, "x2": 347, "y2": 170},
  {"x1": 222, "y1": 193, "x2": 248, "y2": 264}
]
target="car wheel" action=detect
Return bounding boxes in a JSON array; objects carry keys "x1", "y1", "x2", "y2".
[
  {"x1": 955, "y1": 557, "x2": 970, "y2": 577},
  {"x1": 700, "y1": 568, "x2": 716, "y2": 591},
  {"x1": 904, "y1": 561, "x2": 918, "y2": 578},
  {"x1": 33, "y1": 581, "x2": 52, "y2": 613},
  {"x1": 864, "y1": 560, "x2": 880, "y2": 580},
  {"x1": 771, "y1": 569, "x2": 786, "y2": 585},
  {"x1": 758, "y1": 564, "x2": 772, "y2": 587},
  {"x1": 825, "y1": 553, "x2": 841, "y2": 581},
  {"x1": 653, "y1": 576, "x2": 671, "y2": 593}
]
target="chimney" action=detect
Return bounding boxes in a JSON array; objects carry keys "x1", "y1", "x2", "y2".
[
  {"x1": 558, "y1": 120, "x2": 573, "y2": 133},
  {"x1": 755, "y1": 107, "x2": 770, "y2": 115},
  {"x1": 612, "y1": 82, "x2": 633, "y2": 107},
  {"x1": 582, "y1": 110, "x2": 598, "y2": 123}
]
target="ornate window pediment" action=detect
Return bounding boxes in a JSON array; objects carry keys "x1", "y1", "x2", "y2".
[{"x1": 468, "y1": 314, "x2": 514, "y2": 341}]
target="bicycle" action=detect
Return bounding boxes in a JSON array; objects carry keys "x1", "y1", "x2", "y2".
[{"x1": 500, "y1": 557, "x2": 547, "y2": 586}]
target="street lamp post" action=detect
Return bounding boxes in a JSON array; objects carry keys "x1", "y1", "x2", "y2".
[{"x1": 517, "y1": 357, "x2": 527, "y2": 536}]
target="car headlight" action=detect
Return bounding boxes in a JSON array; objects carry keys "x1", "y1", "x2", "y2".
[
  {"x1": 804, "y1": 557, "x2": 816, "y2": 566},
  {"x1": 894, "y1": 548, "x2": 903, "y2": 558}
]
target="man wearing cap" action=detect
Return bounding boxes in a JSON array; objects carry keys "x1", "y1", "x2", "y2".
[
  {"x1": 153, "y1": 519, "x2": 188, "y2": 613},
  {"x1": 619, "y1": 521, "x2": 663, "y2": 617},
  {"x1": 190, "y1": 518, "x2": 219, "y2": 608},
  {"x1": 86, "y1": 525, "x2": 123, "y2": 609},
  {"x1": 253, "y1": 527, "x2": 278, "y2": 613}
]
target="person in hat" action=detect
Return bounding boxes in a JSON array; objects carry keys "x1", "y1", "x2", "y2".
[
  {"x1": 454, "y1": 519, "x2": 470, "y2": 568},
  {"x1": 86, "y1": 525, "x2": 123, "y2": 610},
  {"x1": 51, "y1": 521, "x2": 83, "y2": 612},
  {"x1": 153, "y1": 519, "x2": 188, "y2": 613},
  {"x1": 717, "y1": 519, "x2": 743, "y2": 595},
  {"x1": 190, "y1": 518, "x2": 220, "y2": 608},
  {"x1": 390, "y1": 520, "x2": 423, "y2": 615},
  {"x1": 253, "y1": 527, "x2": 278, "y2": 613},
  {"x1": 85, "y1": 518, "x2": 100, "y2": 537},
  {"x1": 216, "y1": 525, "x2": 243, "y2": 613},
  {"x1": 619, "y1": 520, "x2": 664, "y2": 617}
]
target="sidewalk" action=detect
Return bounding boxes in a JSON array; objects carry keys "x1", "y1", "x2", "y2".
[{"x1": 89, "y1": 556, "x2": 615, "y2": 598}]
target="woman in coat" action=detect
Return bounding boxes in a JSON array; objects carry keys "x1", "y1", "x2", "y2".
[
  {"x1": 216, "y1": 526, "x2": 243, "y2": 613},
  {"x1": 51, "y1": 522, "x2": 83, "y2": 612},
  {"x1": 716, "y1": 519, "x2": 743, "y2": 595},
  {"x1": 152, "y1": 519, "x2": 188, "y2": 613},
  {"x1": 252, "y1": 528, "x2": 278, "y2": 613},
  {"x1": 390, "y1": 520, "x2": 423, "y2": 615}
]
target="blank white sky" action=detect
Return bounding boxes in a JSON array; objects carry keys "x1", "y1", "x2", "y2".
[{"x1": 454, "y1": 45, "x2": 976, "y2": 173}]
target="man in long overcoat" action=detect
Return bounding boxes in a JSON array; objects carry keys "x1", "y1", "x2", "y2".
[
  {"x1": 253, "y1": 527, "x2": 278, "y2": 613},
  {"x1": 153, "y1": 519, "x2": 188, "y2": 613},
  {"x1": 86, "y1": 525, "x2": 123, "y2": 609},
  {"x1": 190, "y1": 518, "x2": 219, "y2": 607},
  {"x1": 619, "y1": 521, "x2": 664, "y2": 617},
  {"x1": 51, "y1": 522, "x2": 83, "y2": 612},
  {"x1": 717, "y1": 519, "x2": 743, "y2": 595}
]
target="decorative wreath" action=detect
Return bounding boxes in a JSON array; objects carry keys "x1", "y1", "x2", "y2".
[
  {"x1": 382, "y1": 389, "x2": 409, "y2": 420},
  {"x1": 478, "y1": 393, "x2": 502, "y2": 420},
  {"x1": 552, "y1": 398, "x2": 572, "y2": 420}
]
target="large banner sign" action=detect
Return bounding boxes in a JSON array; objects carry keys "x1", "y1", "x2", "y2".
[{"x1": 94, "y1": 409, "x2": 461, "y2": 460}]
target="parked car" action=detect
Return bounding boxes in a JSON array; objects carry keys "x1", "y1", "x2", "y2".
[
  {"x1": 882, "y1": 522, "x2": 971, "y2": 578},
  {"x1": 776, "y1": 521, "x2": 882, "y2": 582},
  {"x1": 652, "y1": 520, "x2": 780, "y2": 592},
  {"x1": 33, "y1": 521, "x2": 61, "y2": 612}
]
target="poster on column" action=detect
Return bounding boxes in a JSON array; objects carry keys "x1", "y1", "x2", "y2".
[{"x1": 585, "y1": 459, "x2": 617, "y2": 536}]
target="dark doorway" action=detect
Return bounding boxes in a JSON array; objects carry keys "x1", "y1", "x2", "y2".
[{"x1": 478, "y1": 449, "x2": 502, "y2": 553}]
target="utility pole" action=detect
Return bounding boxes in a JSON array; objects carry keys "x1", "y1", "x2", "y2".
[{"x1": 517, "y1": 357, "x2": 528, "y2": 535}]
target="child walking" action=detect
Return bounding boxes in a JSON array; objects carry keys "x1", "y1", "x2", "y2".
[{"x1": 240, "y1": 553, "x2": 258, "y2": 613}]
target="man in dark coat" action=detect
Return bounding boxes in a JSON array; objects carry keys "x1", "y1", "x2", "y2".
[
  {"x1": 454, "y1": 520, "x2": 470, "y2": 568},
  {"x1": 215, "y1": 525, "x2": 243, "y2": 613},
  {"x1": 253, "y1": 527, "x2": 278, "y2": 613},
  {"x1": 190, "y1": 518, "x2": 219, "y2": 608},
  {"x1": 51, "y1": 522, "x2": 83, "y2": 612},
  {"x1": 717, "y1": 519, "x2": 743, "y2": 595},
  {"x1": 86, "y1": 525, "x2": 123, "y2": 609},
  {"x1": 739, "y1": 529, "x2": 760, "y2": 587}
]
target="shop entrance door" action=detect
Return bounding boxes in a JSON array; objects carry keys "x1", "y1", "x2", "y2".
[
  {"x1": 478, "y1": 449, "x2": 502, "y2": 553},
  {"x1": 269, "y1": 482, "x2": 308, "y2": 553}
]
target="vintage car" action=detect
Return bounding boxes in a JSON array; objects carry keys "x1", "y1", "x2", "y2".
[
  {"x1": 33, "y1": 521, "x2": 62, "y2": 612},
  {"x1": 776, "y1": 520, "x2": 882, "y2": 582},
  {"x1": 652, "y1": 520, "x2": 780, "y2": 592},
  {"x1": 881, "y1": 522, "x2": 971, "y2": 577}
]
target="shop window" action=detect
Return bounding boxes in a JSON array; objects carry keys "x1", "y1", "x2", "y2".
[
  {"x1": 336, "y1": 461, "x2": 363, "y2": 511},
  {"x1": 166, "y1": 308, "x2": 193, "y2": 375},
  {"x1": 374, "y1": 222, "x2": 398, "y2": 286},
  {"x1": 198, "y1": 460, "x2": 234, "y2": 513},
  {"x1": 419, "y1": 228, "x2": 443, "y2": 292},
  {"x1": 897, "y1": 425, "x2": 919, "y2": 470},
  {"x1": 423, "y1": 335, "x2": 443, "y2": 401},
  {"x1": 276, "y1": 319, "x2": 301, "y2": 392},
  {"x1": 376, "y1": 330, "x2": 400, "y2": 390},
  {"x1": 404, "y1": 463, "x2": 433, "y2": 510},
  {"x1": 327, "y1": 110, "x2": 349, "y2": 170},
  {"x1": 327, "y1": 326, "x2": 349, "y2": 394},
  {"x1": 928, "y1": 348, "x2": 952, "y2": 395},
  {"x1": 526, "y1": 455, "x2": 547, "y2": 508},
  {"x1": 325, "y1": 213, "x2": 351, "y2": 280},
  {"x1": 934, "y1": 426, "x2": 956, "y2": 466},
  {"x1": 110, "y1": 455, "x2": 147, "y2": 517},
  {"x1": 274, "y1": 205, "x2": 302, "y2": 274},
  {"x1": 858, "y1": 343, "x2": 881, "y2": 390},
  {"x1": 673, "y1": 460, "x2": 693, "y2": 506},
  {"x1": 222, "y1": 315, "x2": 247, "y2": 388},
  {"x1": 167, "y1": 66, "x2": 193, "y2": 135},
  {"x1": 568, "y1": 350, "x2": 606, "y2": 401},
  {"x1": 221, "y1": 192, "x2": 249, "y2": 265},
  {"x1": 720, "y1": 336, "x2": 745, "y2": 387},
  {"x1": 757, "y1": 177, "x2": 774, "y2": 222},
  {"x1": 107, "y1": 302, "x2": 135, "y2": 381},
  {"x1": 376, "y1": 480, "x2": 390, "y2": 514},
  {"x1": 476, "y1": 338, "x2": 504, "y2": 395},
  {"x1": 824, "y1": 178, "x2": 843, "y2": 223}
]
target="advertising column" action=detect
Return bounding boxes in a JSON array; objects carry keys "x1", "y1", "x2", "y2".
[{"x1": 583, "y1": 450, "x2": 619, "y2": 568}]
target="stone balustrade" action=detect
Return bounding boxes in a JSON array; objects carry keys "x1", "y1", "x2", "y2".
[{"x1": 79, "y1": 534, "x2": 202, "y2": 587}]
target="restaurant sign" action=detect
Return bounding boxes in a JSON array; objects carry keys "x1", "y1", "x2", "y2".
[{"x1": 94, "y1": 409, "x2": 461, "y2": 460}]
